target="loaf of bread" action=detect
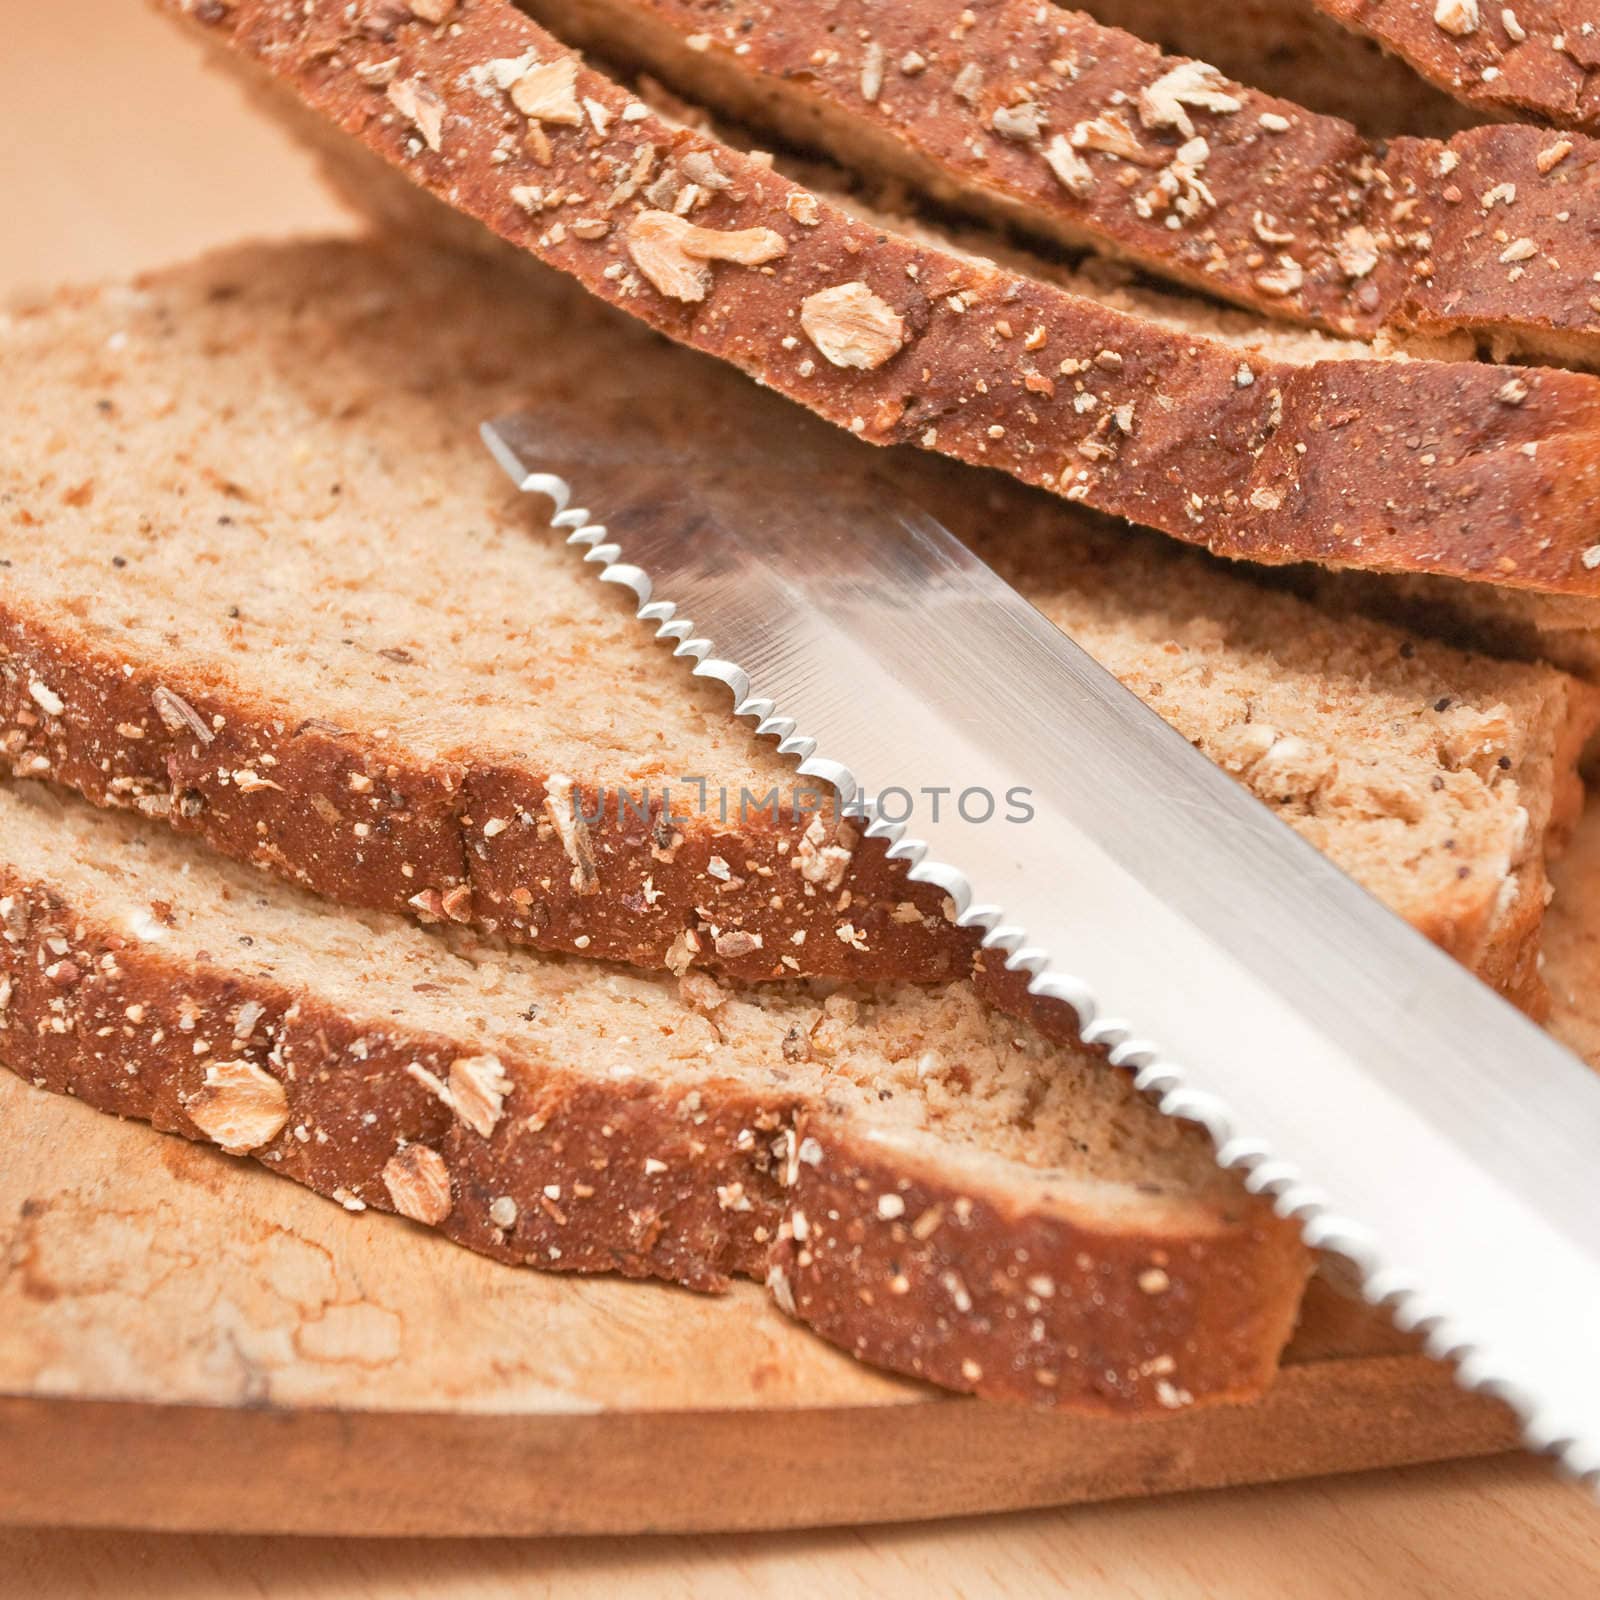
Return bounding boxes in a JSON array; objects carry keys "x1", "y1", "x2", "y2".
[
  {"x1": 158, "y1": 0, "x2": 1600, "y2": 594},
  {"x1": 7, "y1": 1, "x2": 1596, "y2": 1425},
  {"x1": 0, "y1": 778, "x2": 1309, "y2": 1412},
  {"x1": 516, "y1": 0, "x2": 1600, "y2": 365},
  {"x1": 3, "y1": 237, "x2": 1589, "y2": 1018}
]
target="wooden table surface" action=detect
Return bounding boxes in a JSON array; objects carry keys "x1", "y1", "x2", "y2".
[{"x1": 5, "y1": 2, "x2": 1598, "y2": 1593}]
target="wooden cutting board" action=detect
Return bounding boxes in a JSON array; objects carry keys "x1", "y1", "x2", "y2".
[
  {"x1": 0, "y1": 1068, "x2": 1523, "y2": 1542},
  {"x1": 0, "y1": 1073, "x2": 1515, "y2": 1537},
  {"x1": 11, "y1": 805, "x2": 1600, "y2": 1538}
]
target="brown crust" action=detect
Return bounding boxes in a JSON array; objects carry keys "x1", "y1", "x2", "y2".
[
  {"x1": 0, "y1": 602, "x2": 981, "y2": 993},
  {"x1": 162, "y1": 0, "x2": 1600, "y2": 595},
  {"x1": 1392, "y1": 122, "x2": 1600, "y2": 356},
  {"x1": 0, "y1": 864, "x2": 788, "y2": 1293},
  {"x1": 1318, "y1": 0, "x2": 1600, "y2": 135},
  {"x1": 2, "y1": 218, "x2": 1587, "y2": 1022},
  {"x1": 3, "y1": 560, "x2": 1582, "y2": 1025},
  {"x1": 1067, "y1": 0, "x2": 1484, "y2": 141},
  {"x1": 776, "y1": 1120, "x2": 1308, "y2": 1408},
  {"x1": 521, "y1": 0, "x2": 1600, "y2": 363},
  {"x1": 0, "y1": 855, "x2": 1309, "y2": 1414}
]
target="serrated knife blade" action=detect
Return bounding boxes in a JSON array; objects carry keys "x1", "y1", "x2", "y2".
[{"x1": 484, "y1": 405, "x2": 1600, "y2": 1482}]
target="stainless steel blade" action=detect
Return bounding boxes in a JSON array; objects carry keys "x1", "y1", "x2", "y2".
[{"x1": 484, "y1": 406, "x2": 1600, "y2": 1482}]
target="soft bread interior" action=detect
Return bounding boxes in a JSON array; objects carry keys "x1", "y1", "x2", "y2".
[{"x1": 0, "y1": 238, "x2": 1587, "y2": 999}]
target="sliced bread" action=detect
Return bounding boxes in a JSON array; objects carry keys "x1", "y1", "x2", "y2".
[
  {"x1": 515, "y1": 0, "x2": 1600, "y2": 365},
  {"x1": 0, "y1": 778, "x2": 1309, "y2": 1412},
  {"x1": 1314, "y1": 0, "x2": 1600, "y2": 136},
  {"x1": 1080, "y1": 0, "x2": 1598, "y2": 141},
  {"x1": 2, "y1": 237, "x2": 1590, "y2": 1015},
  {"x1": 158, "y1": 0, "x2": 1600, "y2": 594},
  {"x1": 1072, "y1": 0, "x2": 1483, "y2": 138}
]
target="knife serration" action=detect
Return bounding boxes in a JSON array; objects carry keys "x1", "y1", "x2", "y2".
[{"x1": 483, "y1": 403, "x2": 1600, "y2": 1484}]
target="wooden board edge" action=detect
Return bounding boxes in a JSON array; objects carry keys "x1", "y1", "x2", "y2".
[{"x1": 0, "y1": 1354, "x2": 1521, "y2": 1536}]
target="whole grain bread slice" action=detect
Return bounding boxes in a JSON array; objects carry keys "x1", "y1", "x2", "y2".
[
  {"x1": 1074, "y1": 0, "x2": 1484, "y2": 138},
  {"x1": 513, "y1": 0, "x2": 1600, "y2": 365},
  {"x1": 1314, "y1": 0, "x2": 1600, "y2": 136},
  {"x1": 0, "y1": 778, "x2": 1308, "y2": 1413},
  {"x1": 1080, "y1": 0, "x2": 1600, "y2": 142},
  {"x1": 2, "y1": 237, "x2": 1590, "y2": 1016},
  {"x1": 157, "y1": 0, "x2": 1600, "y2": 594}
]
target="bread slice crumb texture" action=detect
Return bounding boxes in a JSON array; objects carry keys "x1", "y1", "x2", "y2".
[{"x1": 0, "y1": 238, "x2": 1591, "y2": 1010}]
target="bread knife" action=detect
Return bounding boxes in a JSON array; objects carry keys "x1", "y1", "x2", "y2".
[{"x1": 483, "y1": 405, "x2": 1600, "y2": 1483}]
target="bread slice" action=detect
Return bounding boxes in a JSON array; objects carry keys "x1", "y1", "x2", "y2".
[
  {"x1": 1314, "y1": 0, "x2": 1600, "y2": 137},
  {"x1": 1082, "y1": 0, "x2": 1598, "y2": 143},
  {"x1": 1073, "y1": 0, "x2": 1483, "y2": 138},
  {"x1": 2, "y1": 237, "x2": 1590, "y2": 1015},
  {"x1": 512, "y1": 0, "x2": 1600, "y2": 366},
  {"x1": 156, "y1": 0, "x2": 1600, "y2": 595},
  {"x1": 0, "y1": 778, "x2": 1308, "y2": 1412}
]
